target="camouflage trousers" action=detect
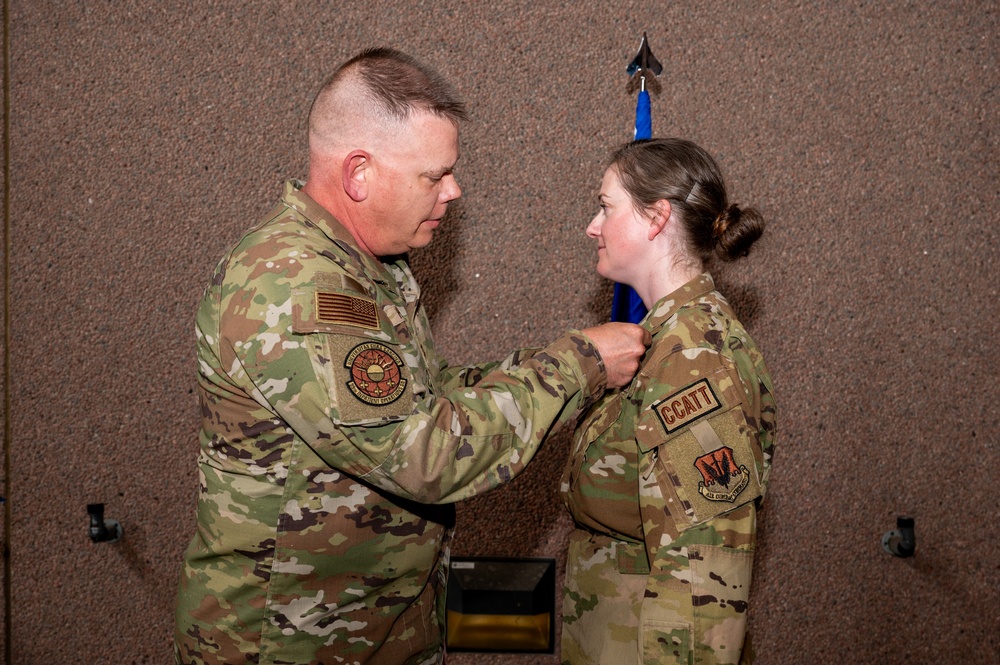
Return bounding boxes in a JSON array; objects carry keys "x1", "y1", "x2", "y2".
[{"x1": 561, "y1": 528, "x2": 755, "y2": 665}]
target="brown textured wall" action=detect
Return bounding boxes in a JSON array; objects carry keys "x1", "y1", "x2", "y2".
[
  {"x1": 1, "y1": 42, "x2": 6, "y2": 657},
  {"x1": 4, "y1": 1, "x2": 997, "y2": 663}
]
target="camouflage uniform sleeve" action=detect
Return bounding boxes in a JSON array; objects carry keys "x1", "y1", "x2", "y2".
[
  {"x1": 634, "y1": 346, "x2": 766, "y2": 545},
  {"x1": 365, "y1": 336, "x2": 603, "y2": 503},
  {"x1": 432, "y1": 347, "x2": 595, "y2": 436},
  {"x1": 631, "y1": 337, "x2": 764, "y2": 662},
  {"x1": 216, "y1": 257, "x2": 606, "y2": 505},
  {"x1": 434, "y1": 347, "x2": 542, "y2": 392}
]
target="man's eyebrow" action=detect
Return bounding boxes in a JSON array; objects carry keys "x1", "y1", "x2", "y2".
[
  {"x1": 423, "y1": 167, "x2": 452, "y2": 178},
  {"x1": 423, "y1": 162, "x2": 458, "y2": 179}
]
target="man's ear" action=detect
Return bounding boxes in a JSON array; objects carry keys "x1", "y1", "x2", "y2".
[
  {"x1": 648, "y1": 199, "x2": 672, "y2": 241},
  {"x1": 342, "y1": 150, "x2": 370, "y2": 202}
]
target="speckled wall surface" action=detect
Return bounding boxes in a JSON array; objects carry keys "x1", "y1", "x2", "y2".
[
  {"x1": 3, "y1": 1, "x2": 997, "y2": 663},
  {"x1": 1, "y1": 81, "x2": 6, "y2": 658}
]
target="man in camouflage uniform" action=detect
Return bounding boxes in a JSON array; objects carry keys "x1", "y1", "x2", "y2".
[
  {"x1": 173, "y1": 48, "x2": 649, "y2": 665},
  {"x1": 561, "y1": 275, "x2": 777, "y2": 664}
]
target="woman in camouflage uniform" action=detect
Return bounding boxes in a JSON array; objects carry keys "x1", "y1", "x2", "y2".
[{"x1": 561, "y1": 138, "x2": 777, "y2": 665}]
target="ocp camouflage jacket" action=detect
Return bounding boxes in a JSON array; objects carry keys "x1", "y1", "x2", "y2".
[
  {"x1": 174, "y1": 181, "x2": 608, "y2": 665},
  {"x1": 561, "y1": 274, "x2": 776, "y2": 665}
]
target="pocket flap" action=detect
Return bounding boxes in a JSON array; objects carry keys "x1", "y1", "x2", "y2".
[{"x1": 640, "y1": 405, "x2": 762, "y2": 529}]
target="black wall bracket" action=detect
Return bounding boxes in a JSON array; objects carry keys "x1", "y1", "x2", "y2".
[
  {"x1": 882, "y1": 516, "x2": 915, "y2": 557},
  {"x1": 87, "y1": 503, "x2": 123, "y2": 544}
]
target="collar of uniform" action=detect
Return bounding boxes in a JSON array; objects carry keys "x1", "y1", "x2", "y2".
[
  {"x1": 280, "y1": 180, "x2": 396, "y2": 287},
  {"x1": 641, "y1": 273, "x2": 716, "y2": 335}
]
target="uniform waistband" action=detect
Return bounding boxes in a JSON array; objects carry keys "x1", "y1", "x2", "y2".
[{"x1": 615, "y1": 540, "x2": 651, "y2": 575}]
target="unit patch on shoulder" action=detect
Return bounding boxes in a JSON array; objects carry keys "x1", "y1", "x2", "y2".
[
  {"x1": 694, "y1": 446, "x2": 750, "y2": 503},
  {"x1": 316, "y1": 291, "x2": 379, "y2": 330},
  {"x1": 652, "y1": 379, "x2": 721, "y2": 435},
  {"x1": 344, "y1": 342, "x2": 407, "y2": 405}
]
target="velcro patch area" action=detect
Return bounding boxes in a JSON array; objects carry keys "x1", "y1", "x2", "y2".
[
  {"x1": 652, "y1": 379, "x2": 721, "y2": 435},
  {"x1": 657, "y1": 408, "x2": 762, "y2": 528},
  {"x1": 325, "y1": 335, "x2": 414, "y2": 425}
]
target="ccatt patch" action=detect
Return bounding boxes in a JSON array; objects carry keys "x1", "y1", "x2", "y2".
[
  {"x1": 652, "y1": 379, "x2": 721, "y2": 434},
  {"x1": 344, "y1": 342, "x2": 407, "y2": 405}
]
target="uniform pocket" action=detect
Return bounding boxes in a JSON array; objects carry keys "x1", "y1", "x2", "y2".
[
  {"x1": 322, "y1": 334, "x2": 416, "y2": 426},
  {"x1": 641, "y1": 620, "x2": 692, "y2": 665},
  {"x1": 289, "y1": 285, "x2": 417, "y2": 426},
  {"x1": 640, "y1": 405, "x2": 762, "y2": 533},
  {"x1": 689, "y1": 545, "x2": 753, "y2": 665}
]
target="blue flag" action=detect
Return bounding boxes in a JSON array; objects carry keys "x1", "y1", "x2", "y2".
[
  {"x1": 610, "y1": 89, "x2": 651, "y2": 323},
  {"x1": 634, "y1": 88, "x2": 652, "y2": 140}
]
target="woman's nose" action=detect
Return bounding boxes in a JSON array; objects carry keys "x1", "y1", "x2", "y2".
[{"x1": 586, "y1": 215, "x2": 601, "y2": 238}]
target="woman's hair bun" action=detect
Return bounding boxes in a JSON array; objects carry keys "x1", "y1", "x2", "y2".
[{"x1": 715, "y1": 203, "x2": 765, "y2": 262}]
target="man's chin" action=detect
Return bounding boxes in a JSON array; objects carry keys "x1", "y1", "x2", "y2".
[{"x1": 409, "y1": 230, "x2": 436, "y2": 251}]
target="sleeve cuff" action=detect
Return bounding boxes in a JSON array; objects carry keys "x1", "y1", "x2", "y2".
[{"x1": 546, "y1": 329, "x2": 608, "y2": 401}]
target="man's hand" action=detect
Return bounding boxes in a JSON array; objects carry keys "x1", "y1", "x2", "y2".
[{"x1": 581, "y1": 323, "x2": 652, "y2": 389}]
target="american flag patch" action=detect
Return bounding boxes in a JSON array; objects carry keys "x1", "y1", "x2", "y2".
[{"x1": 315, "y1": 292, "x2": 379, "y2": 329}]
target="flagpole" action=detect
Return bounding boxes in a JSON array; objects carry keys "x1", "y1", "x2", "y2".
[{"x1": 610, "y1": 33, "x2": 661, "y2": 324}]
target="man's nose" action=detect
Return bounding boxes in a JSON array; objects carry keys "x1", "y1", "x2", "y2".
[{"x1": 442, "y1": 174, "x2": 462, "y2": 202}]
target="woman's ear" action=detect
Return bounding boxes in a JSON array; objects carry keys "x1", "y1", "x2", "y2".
[
  {"x1": 342, "y1": 150, "x2": 370, "y2": 202},
  {"x1": 648, "y1": 199, "x2": 672, "y2": 241}
]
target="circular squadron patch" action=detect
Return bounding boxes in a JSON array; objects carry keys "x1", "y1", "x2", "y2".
[{"x1": 344, "y1": 342, "x2": 407, "y2": 405}]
